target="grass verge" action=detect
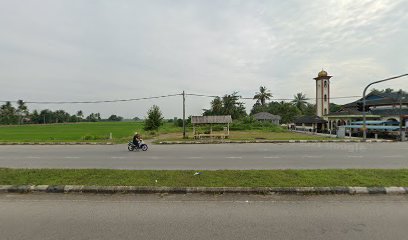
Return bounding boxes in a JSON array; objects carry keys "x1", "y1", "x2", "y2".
[{"x1": 1, "y1": 169, "x2": 408, "y2": 187}]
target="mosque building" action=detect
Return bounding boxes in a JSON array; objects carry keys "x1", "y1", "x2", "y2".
[{"x1": 294, "y1": 70, "x2": 408, "y2": 135}]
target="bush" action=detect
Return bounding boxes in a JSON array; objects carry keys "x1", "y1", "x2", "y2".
[
  {"x1": 82, "y1": 135, "x2": 108, "y2": 140},
  {"x1": 144, "y1": 105, "x2": 163, "y2": 131},
  {"x1": 230, "y1": 119, "x2": 285, "y2": 132}
]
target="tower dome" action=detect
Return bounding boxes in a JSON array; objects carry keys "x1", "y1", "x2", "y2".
[{"x1": 318, "y1": 69, "x2": 328, "y2": 77}]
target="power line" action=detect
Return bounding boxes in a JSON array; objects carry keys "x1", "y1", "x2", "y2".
[
  {"x1": 186, "y1": 93, "x2": 361, "y2": 101},
  {"x1": 185, "y1": 93, "x2": 219, "y2": 98},
  {"x1": 240, "y1": 96, "x2": 361, "y2": 100},
  {"x1": 0, "y1": 92, "x2": 362, "y2": 105},
  {"x1": 1, "y1": 94, "x2": 182, "y2": 104}
]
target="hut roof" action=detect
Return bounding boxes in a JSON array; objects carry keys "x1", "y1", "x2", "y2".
[
  {"x1": 294, "y1": 115, "x2": 327, "y2": 124},
  {"x1": 253, "y1": 112, "x2": 281, "y2": 120},
  {"x1": 191, "y1": 115, "x2": 232, "y2": 124}
]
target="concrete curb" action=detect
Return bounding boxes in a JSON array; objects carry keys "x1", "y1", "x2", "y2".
[
  {"x1": 1, "y1": 185, "x2": 407, "y2": 195},
  {"x1": 156, "y1": 139, "x2": 394, "y2": 144}
]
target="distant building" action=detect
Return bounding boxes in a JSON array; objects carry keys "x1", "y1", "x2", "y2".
[
  {"x1": 252, "y1": 112, "x2": 281, "y2": 125},
  {"x1": 327, "y1": 91, "x2": 408, "y2": 133}
]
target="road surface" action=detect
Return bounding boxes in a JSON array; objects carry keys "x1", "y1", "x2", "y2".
[
  {"x1": 0, "y1": 142, "x2": 407, "y2": 169},
  {"x1": 1, "y1": 194, "x2": 408, "y2": 240}
]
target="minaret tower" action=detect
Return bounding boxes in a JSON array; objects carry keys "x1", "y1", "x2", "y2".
[{"x1": 314, "y1": 70, "x2": 332, "y2": 117}]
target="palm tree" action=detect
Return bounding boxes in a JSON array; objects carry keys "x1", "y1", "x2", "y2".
[
  {"x1": 253, "y1": 86, "x2": 272, "y2": 106},
  {"x1": 292, "y1": 93, "x2": 308, "y2": 112},
  {"x1": 76, "y1": 110, "x2": 83, "y2": 122},
  {"x1": 16, "y1": 100, "x2": 28, "y2": 124}
]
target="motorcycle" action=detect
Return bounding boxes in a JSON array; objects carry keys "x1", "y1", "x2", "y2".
[{"x1": 128, "y1": 139, "x2": 148, "y2": 151}]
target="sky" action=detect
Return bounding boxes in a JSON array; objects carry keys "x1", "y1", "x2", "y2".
[{"x1": 1, "y1": 0, "x2": 407, "y2": 119}]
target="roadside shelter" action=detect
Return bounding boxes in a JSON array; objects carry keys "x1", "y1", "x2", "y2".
[{"x1": 191, "y1": 115, "x2": 232, "y2": 139}]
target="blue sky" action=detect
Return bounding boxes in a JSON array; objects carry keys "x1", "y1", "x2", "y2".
[{"x1": 1, "y1": 0, "x2": 407, "y2": 118}]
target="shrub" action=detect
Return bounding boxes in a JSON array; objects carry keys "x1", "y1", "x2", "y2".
[{"x1": 144, "y1": 105, "x2": 163, "y2": 131}]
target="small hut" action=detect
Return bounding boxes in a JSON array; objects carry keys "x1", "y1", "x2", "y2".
[
  {"x1": 191, "y1": 115, "x2": 232, "y2": 139},
  {"x1": 253, "y1": 112, "x2": 281, "y2": 125}
]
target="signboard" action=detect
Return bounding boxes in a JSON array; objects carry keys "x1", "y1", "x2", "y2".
[{"x1": 337, "y1": 126, "x2": 346, "y2": 138}]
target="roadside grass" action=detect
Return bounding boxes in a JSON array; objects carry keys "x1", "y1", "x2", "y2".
[
  {"x1": 0, "y1": 122, "x2": 331, "y2": 143},
  {"x1": 1, "y1": 169, "x2": 408, "y2": 187}
]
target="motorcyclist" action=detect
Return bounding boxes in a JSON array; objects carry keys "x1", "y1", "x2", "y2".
[{"x1": 133, "y1": 132, "x2": 141, "y2": 147}]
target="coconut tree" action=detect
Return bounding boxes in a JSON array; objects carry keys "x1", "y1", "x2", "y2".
[
  {"x1": 16, "y1": 100, "x2": 28, "y2": 124},
  {"x1": 292, "y1": 93, "x2": 308, "y2": 113},
  {"x1": 76, "y1": 110, "x2": 83, "y2": 122},
  {"x1": 253, "y1": 86, "x2": 272, "y2": 106}
]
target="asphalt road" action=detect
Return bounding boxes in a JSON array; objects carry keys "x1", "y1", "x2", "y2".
[
  {"x1": 0, "y1": 142, "x2": 407, "y2": 169},
  {"x1": 1, "y1": 194, "x2": 408, "y2": 240}
]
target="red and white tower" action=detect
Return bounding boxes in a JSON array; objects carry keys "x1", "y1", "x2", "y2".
[{"x1": 314, "y1": 70, "x2": 332, "y2": 117}]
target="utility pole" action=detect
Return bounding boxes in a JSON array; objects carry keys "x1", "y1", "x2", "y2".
[
  {"x1": 399, "y1": 90, "x2": 406, "y2": 141},
  {"x1": 182, "y1": 90, "x2": 186, "y2": 138},
  {"x1": 362, "y1": 74, "x2": 408, "y2": 141}
]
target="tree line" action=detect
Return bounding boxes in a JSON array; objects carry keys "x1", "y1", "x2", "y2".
[
  {"x1": 0, "y1": 100, "x2": 124, "y2": 125},
  {"x1": 202, "y1": 86, "x2": 342, "y2": 124}
]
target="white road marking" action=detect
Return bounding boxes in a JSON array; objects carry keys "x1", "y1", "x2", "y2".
[
  {"x1": 264, "y1": 156, "x2": 281, "y2": 159},
  {"x1": 302, "y1": 156, "x2": 323, "y2": 158},
  {"x1": 111, "y1": 157, "x2": 126, "y2": 159},
  {"x1": 64, "y1": 157, "x2": 80, "y2": 159},
  {"x1": 225, "y1": 157, "x2": 242, "y2": 159},
  {"x1": 26, "y1": 156, "x2": 40, "y2": 159},
  {"x1": 188, "y1": 157, "x2": 203, "y2": 159},
  {"x1": 347, "y1": 156, "x2": 364, "y2": 158}
]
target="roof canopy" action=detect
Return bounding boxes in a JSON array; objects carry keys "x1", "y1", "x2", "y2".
[
  {"x1": 253, "y1": 112, "x2": 281, "y2": 120},
  {"x1": 294, "y1": 115, "x2": 327, "y2": 124},
  {"x1": 191, "y1": 115, "x2": 232, "y2": 124},
  {"x1": 344, "y1": 92, "x2": 408, "y2": 108}
]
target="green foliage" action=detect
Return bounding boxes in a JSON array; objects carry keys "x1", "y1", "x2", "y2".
[
  {"x1": 144, "y1": 105, "x2": 164, "y2": 131},
  {"x1": 0, "y1": 101, "x2": 18, "y2": 125},
  {"x1": 302, "y1": 103, "x2": 316, "y2": 116},
  {"x1": 86, "y1": 113, "x2": 101, "y2": 122},
  {"x1": 291, "y1": 92, "x2": 308, "y2": 112},
  {"x1": 329, "y1": 103, "x2": 342, "y2": 113},
  {"x1": 203, "y1": 92, "x2": 247, "y2": 119},
  {"x1": 82, "y1": 135, "x2": 109, "y2": 140},
  {"x1": 174, "y1": 116, "x2": 191, "y2": 127},
  {"x1": 250, "y1": 101, "x2": 301, "y2": 124},
  {"x1": 107, "y1": 115, "x2": 123, "y2": 121},
  {"x1": 230, "y1": 118, "x2": 285, "y2": 131},
  {"x1": 253, "y1": 86, "x2": 272, "y2": 106}
]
